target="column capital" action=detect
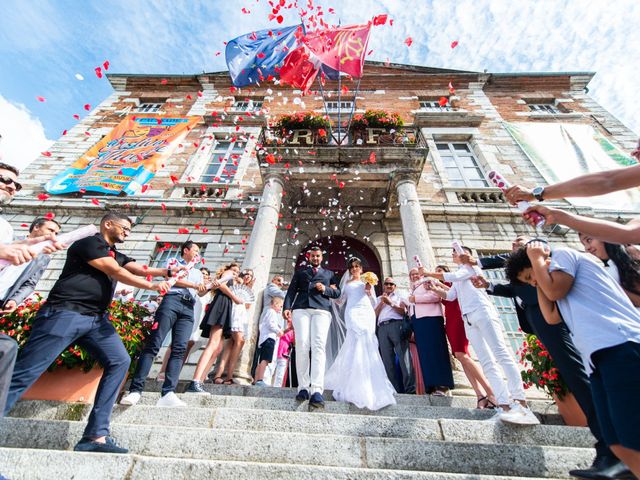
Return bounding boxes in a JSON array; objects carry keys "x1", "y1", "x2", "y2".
[
  {"x1": 391, "y1": 169, "x2": 419, "y2": 190},
  {"x1": 263, "y1": 172, "x2": 285, "y2": 188}
]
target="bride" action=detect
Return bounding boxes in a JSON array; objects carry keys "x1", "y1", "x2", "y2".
[{"x1": 325, "y1": 257, "x2": 397, "y2": 410}]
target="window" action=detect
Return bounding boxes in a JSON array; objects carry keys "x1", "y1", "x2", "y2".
[
  {"x1": 200, "y1": 138, "x2": 245, "y2": 184},
  {"x1": 232, "y1": 99, "x2": 263, "y2": 112},
  {"x1": 528, "y1": 103, "x2": 560, "y2": 114},
  {"x1": 477, "y1": 251, "x2": 525, "y2": 356},
  {"x1": 436, "y1": 142, "x2": 488, "y2": 188},
  {"x1": 135, "y1": 103, "x2": 163, "y2": 113},
  {"x1": 325, "y1": 101, "x2": 354, "y2": 113},
  {"x1": 419, "y1": 100, "x2": 451, "y2": 112},
  {"x1": 136, "y1": 242, "x2": 207, "y2": 302}
]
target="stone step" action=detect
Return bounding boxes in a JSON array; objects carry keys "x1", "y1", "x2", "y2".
[
  {"x1": 142, "y1": 391, "x2": 562, "y2": 423},
  {"x1": 0, "y1": 418, "x2": 592, "y2": 478},
  {"x1": 0, "y1": 447, "x2": 569, "y2": 480},
  {"x1": 8, "y1": 402, "x2": 594, "y2": 448},
  {"x1": 141, "y1": 380, "x2": 557, "y2": 413}
]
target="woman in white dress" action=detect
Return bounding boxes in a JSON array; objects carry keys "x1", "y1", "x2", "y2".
[{"x1": 325, "y1": 257, "x2": 397, "y2": 410}]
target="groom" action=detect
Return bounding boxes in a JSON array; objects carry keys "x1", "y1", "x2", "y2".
[{"x1": 283, "y1": 246, "x2": 340, "y2": 410}]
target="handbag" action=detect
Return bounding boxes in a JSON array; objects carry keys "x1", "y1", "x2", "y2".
[{"x1": 400, "y1": 312, "x2": 413, "y2": 340}]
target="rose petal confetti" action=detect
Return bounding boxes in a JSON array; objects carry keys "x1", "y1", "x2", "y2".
[
  {"x1": 103, "y1": 60, "x2": 110, "y2": 70},
  {"x1": 41, "y1": 151, "x2": 52, "y2": 157},
  {"x1": 451, "y1": 40, "x2": 459, "y2": 49},
  {"x1": 95, "y1": 67, "x2": 103, "y2": 79},
  {"x1": 373, "y1": 14, "x2": 388, "y2": 26},
  {"x1": 44, "y1": 212, "x2": 55, "y2": 220},
  {"x1": 91, "y1": 198, "x2": 101, "y2": 206},
  {"x1": 36, "y1": 96, "x2": 46, "y2": 102},
  {"x1": 84, "y1": 104, "x2": 91, "y2": 111},
  {"x1": 37, "y1": 193, "x2": 50, "y2": 201},
  {"x1": 75, "y1": 73, "x2": 84, "y2": 81},
  {"x1": 404, "y1": 37, "x2": 413, "y2": 47},
  {"x1": 439, "y1": 96, "x2": 449, "y2": 107}
]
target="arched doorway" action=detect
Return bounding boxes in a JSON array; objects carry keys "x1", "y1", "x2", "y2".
[{"x1": 295, "y1": 236, "x2": 383, "y2": 295}]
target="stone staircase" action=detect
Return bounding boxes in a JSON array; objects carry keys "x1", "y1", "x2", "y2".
[{"x1": 0, "y1": 382, "x2": 595, "y2": 480}]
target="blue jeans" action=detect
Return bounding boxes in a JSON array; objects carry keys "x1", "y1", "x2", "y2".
[
  {"x1": 4, "y1": 306, "x2": 130, "y2": 438},
  {"x1": 129, "y1": 294, "x2": 194, "y2": 396}
]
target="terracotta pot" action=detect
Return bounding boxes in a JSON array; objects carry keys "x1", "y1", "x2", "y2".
[
  {"x1": 554, "y1": 392, "x2": 588, "y2": 427},
  {"x1": 23, "y1": 367, "x2": 104, "y2": 404}
]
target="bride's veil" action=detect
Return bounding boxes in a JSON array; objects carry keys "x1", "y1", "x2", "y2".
[{"x1": 325, "y1": 268, "x2": 351, "y2": 369}]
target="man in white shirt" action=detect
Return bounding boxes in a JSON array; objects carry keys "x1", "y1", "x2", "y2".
[
  {"x1": 424, "y1": 245, "x2": 539, "y2": 426},
  {"x1": 121, "y1": 241, "x2": 207, "y2": 406},
  {"x1": 374, "y1": 277, "x2": 415, "y2": 394},
  {"x1": 506, "y1": 242, "x2": 640, "y2": 478}
]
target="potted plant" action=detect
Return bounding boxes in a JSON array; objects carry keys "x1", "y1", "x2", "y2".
[
  {"x1": 0, "y1": 295, "x2": 151, "y2": 403},
  {"x1": 271, "y1": 113, "x2": 331, "y2": 145},
  {"x1": 348, "y1": 110, "x2": 404, "y2": 144},
  {"x1": 518, "y1": 334, "x2": 587, "y2": 426}
]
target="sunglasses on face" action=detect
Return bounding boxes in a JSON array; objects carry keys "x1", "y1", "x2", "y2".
[
  {"x1": 0, "y1": 175, "x2": 22, "y2": 192},
  {"x1": 384, "y1": 282, "x2": 395, "y2": 286}
]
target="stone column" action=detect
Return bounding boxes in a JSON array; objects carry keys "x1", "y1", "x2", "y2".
[
  {"x1": 235, "y1": 174, "x2": 284, "y2": 382},
  {"x1": 395, "y1": 176, "x2": 436, "y2": 271}
]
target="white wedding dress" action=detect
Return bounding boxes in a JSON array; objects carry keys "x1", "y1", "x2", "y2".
[{"x1": 325, "y1": 280, "x2": 397, "y2": 410}]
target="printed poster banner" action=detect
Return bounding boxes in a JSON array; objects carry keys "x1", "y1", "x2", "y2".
[
  {"x1": 46, "y1": 116, "x2": 200, "y2": 195},
  {"x1": 504, "y1": 122, "x2": 640, "y2": 210}
]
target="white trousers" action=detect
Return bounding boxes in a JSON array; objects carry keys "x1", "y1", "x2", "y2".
[
  {"x1": 463, "y1": 305, "x2": 526, "y2": 405},
  {"x1": 292, "y1": 308, "x2": 332, "y2": 394},
  {"x1": 272, "y1": 358, "x2": 288, "y2": 388}
]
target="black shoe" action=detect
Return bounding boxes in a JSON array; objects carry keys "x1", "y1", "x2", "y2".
[
  {"x1": 569, "y1": 457, "x2": 634, "y2": 480},
  {"x1": 295, "y1": 389, "x2": 309, "y2": 402},
  {"x1": 74, "y1": 437, "x2": 128, "y2": 454},
  {"x1": 309, "y1": 392, "x2": 325, "y2": 410}
]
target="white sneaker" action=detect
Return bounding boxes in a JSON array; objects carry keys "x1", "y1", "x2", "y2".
[
  {"x1": 119, "y1": 391, "x2": 141, "y2": 406},
  {"x1": 485, "y1": 407, "x2": 504, "y2": 422},
  {"x1": 499, "y1": 403, "x2": 540, "y2": 425},
  {"x1": 156, "y1": 392, "x2": 187, "y2": 407}
]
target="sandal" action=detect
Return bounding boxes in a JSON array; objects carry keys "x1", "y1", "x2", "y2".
[
  {"x1": 432, "y1": 389, "x2": 447, "y2": 397},
  {"x1": 223, "y1": 378, "x2": 234, "y2": 385},
  {"x1": 485, "y1": 398, "x2": 498, "y2": 410},
  {"x1": 213, "y1": 377, "x2": 224, "y2": 385},
  {"x1": 476, "y1": 396, "x2": 489, "y2": 409}
]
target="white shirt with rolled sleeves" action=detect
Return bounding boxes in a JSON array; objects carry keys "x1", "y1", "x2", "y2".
[
  {"x1": 549, "y1": 248, "x2": 640, "y2": 374},
  {"x1": 375, "y1": 292, "x2": 408, "y2": 325},
  {"x1": 443, "y1": 265, "x2": 497, "y2": 315},
  {"x1": 258, "y1": 308, "x2": 282, "y2": 346},
  {"x1": 166, "y1": 258, "x2": 203, "y2": 299}
]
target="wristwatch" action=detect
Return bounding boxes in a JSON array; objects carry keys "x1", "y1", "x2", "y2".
[
  {"x1": 532, "y1": 186, "x2": 545, "y2": 202},
  {"x1": 166, "y1": 268, "x2": 173, "y2": 278}
]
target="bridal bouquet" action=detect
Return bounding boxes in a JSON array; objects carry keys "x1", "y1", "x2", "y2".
[{"x1": 361, "y1": 272, "x2": 379, "y2": 286}]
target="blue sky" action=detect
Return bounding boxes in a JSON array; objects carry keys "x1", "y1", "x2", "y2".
[{"x1": 1, "y1": 0, "x2": 639, "y2": 170}]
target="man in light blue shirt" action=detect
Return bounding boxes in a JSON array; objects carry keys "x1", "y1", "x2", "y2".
[{"x1": 506, "y1": 242, "x2": 640, "y2": 479}]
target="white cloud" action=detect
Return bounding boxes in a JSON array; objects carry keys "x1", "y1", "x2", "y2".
[{"x1": 0, "y1": 94, "x2": 53, "y2": 171}]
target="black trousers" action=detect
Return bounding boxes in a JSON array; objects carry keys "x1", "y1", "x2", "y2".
[{"x1": 529, "y1": 313, "x2": 613, "y2": 460}]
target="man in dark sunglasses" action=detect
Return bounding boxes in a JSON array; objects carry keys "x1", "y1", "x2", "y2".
[{"x1": 0, "y1": 162, "x2": 63, "y2": 266}]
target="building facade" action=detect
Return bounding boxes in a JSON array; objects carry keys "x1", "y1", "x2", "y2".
[{"x1": 5, "y1": 62, "x2": 638, "y2": 381}]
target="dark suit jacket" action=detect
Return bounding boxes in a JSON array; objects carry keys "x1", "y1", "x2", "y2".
[
  {"x1": 1, "y1": 254, "x2": 51, "y2": 308},
  {"x1": 480, "y1": 253, "x2": 535, "y2": 334},
  {"x1": 283, "y1": 266, "x2": 341, "y2": 312}
]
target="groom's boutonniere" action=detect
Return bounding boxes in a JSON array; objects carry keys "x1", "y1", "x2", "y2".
[{"x1": 362, "y1": 272, "x2": 379, "y2": 286}]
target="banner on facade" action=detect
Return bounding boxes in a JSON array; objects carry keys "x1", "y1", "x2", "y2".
[
  {"x1": 45, "y1": 116, "x2": 200, "y2": 195},
  {"x1": 504, "y1": 122, "x2": 640, "y2": 210}
]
